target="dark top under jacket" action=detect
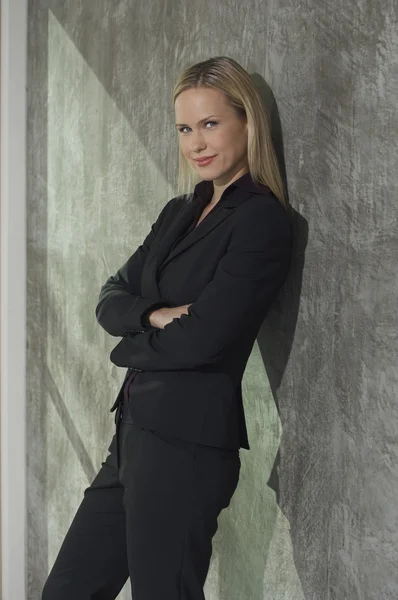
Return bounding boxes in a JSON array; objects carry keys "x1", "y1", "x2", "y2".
[{"x1": 95, "y1": 171, "x2": 293, "y2": 450}]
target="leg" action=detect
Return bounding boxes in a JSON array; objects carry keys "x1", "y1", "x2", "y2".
[
  {"x1": 178, "y1": 443, "x2": 241, "y2": 599},
  {"x1": 118, "y1": 420, "x2": 241, "y2": 600},
  {"x1": 41, "y1": 433, "x2": 129, "y2": 600}
]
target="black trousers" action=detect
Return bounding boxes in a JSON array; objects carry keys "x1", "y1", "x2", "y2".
[{"x1": 41, "y1": 390, "x2": 241, "y2": 600}]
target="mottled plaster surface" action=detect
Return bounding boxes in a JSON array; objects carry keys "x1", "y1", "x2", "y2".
[{"x1": 27, "y1": 1, "x2": 397, "y2": 599}]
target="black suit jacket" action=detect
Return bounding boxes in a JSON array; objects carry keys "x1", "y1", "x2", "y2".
[{"x1": 95, "y1": 171, "x2": 293, "y2": 450}]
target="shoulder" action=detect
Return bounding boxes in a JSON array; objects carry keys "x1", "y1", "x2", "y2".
[
  {"x1": 155, "y1": 194, "x2": 188, "y2": 223},
  {"x1": 162, "y1": 193, "x2": 191, "y2": 213},
  {"x1": 234, "y1": 191, "x2": 292, "y2": 241}
]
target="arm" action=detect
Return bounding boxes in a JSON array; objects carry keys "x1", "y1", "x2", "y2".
[
  {"x1": 109, "y1": 197, "x2": 293, "y2": 370},
  {"x1": 95, "y1": 199, "x2": 176, "y2": 337}
]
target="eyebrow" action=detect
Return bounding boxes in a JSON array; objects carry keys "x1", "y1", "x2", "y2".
[{"x1": 175, "y1": 115, "x2": 221, "y2": 128}]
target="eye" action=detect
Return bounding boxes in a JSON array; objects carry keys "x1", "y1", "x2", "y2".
[{"x1": 177, "y1": 121, "x2": 218, "y2": 134}]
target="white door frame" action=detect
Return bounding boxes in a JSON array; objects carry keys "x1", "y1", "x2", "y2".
[{"x1": 1, "y1": 0, "x2": 28, "y2": 598}]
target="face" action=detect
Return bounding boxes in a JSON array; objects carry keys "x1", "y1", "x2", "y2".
[{"x1": 174, "y1": 87, "x2": 249, "y2": 186}]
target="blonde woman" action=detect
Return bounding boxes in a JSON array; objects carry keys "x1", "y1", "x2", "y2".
[{"x1": 42, "y1": 56, "x2": 293, "y2": 600}]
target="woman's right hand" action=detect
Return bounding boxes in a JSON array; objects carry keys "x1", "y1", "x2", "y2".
[{"x1": 148, "y1": 304, "x2": 192, "y2": 330}]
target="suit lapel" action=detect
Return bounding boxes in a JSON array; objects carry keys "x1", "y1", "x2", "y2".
[
  {"x1": 158, "y1": 204, "x2": 230, "y2": 272},
  {"x1": 140, "y1": 199, "x2": 200, "y2": 301},
  {"x1": 155, "y1": 198, "x2": 201, "y2": 272},
  {"x1": 157, "y1": 186, "x2": 254, "y2": 272},
  {"x1": 141, "y1": 182, "x2": 259, "y2": 302}
]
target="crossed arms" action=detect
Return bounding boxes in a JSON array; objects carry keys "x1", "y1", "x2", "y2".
[{"x1": 96, "y1": 196, "x2": 293, "y2": 371}]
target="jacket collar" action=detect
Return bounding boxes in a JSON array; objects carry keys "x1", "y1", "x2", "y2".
[
  {"x1": 143, "y1": 172, "x2": 271, "y2": 289},
  {"x1": 193, "y1": 170, "x2": 271, "y2": 207}
]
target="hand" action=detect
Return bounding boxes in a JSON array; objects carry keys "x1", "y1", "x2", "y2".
[{"x1": 148, "y1": 304, "x2": 192, "y2": 330}]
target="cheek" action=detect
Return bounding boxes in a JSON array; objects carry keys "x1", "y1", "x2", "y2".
[
  {"x1": 212, "y1": 133, "x2": 231, "y2": 154},
  {"x1": 218, "y1": 129, "x2": 244, "y2": 154},
  {"x1": 226, "y1": 132, "x2": 247, "y2": 158}
]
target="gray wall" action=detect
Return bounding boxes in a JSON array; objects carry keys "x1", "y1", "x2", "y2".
[{"x1": 27, "y1": 1, "x2": 398, "y2": 599}]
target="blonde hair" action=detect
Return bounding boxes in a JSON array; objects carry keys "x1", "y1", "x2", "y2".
[{"x1": 172, "y1": 56, "x2": 287, "y2": 209}]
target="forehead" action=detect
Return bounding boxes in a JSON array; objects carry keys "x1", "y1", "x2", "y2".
[{"x1": 175, "y1": 87, "x2": 231, "y2": 116}]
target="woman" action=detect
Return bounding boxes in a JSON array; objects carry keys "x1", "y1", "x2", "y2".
[{"x1": 42, "y1": 56, "x2": 293, "y2": 600}]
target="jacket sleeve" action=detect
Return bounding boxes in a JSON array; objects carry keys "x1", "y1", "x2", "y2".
[
  {"x1": 109, "y1": 197, "x2": 293, "y2": 371},
  {"x1": 95, "y1": 199, "x2": 176, "y2": 337}
]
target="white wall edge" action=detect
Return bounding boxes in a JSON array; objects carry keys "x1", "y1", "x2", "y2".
[{"x1": 1, "y1": 0, "x2": 28, "y2": 598}]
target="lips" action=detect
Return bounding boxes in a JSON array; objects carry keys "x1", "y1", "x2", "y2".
[{"x1": 194, "y1": 155, "x2": 217, "y2": 166}]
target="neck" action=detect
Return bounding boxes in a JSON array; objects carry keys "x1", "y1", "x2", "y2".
[{"x1": 210, "y1": 164, "x2": 249, "y2": 204}]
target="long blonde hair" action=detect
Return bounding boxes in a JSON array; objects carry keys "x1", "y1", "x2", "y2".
[{"x1": 172, "y1": 56, "x2": 287, "y2": 209}]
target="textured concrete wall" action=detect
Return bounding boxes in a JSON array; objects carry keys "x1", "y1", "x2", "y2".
[{"x1": 27, "y1": 1, "x2": 398, "y2": 599}]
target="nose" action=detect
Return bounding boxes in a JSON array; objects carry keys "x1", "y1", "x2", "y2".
[{"x1": 189, "y1": 130, "x2": 207, "y2": 154}]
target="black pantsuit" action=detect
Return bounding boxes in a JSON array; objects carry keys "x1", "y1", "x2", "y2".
[
  {"x1": 42, "y1": 388, "x2": 240, "y2": 600},
  {"x1": 41, "y1": 172, "x2": 293, "y2": 599}
]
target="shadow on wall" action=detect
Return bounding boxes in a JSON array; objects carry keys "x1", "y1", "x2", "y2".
[
  {"x1": 207, "y1": 74, "x2": 308, "y2": 600},
  {"x1": 251, "y1": 73, "x2": 307, "y2": 502},
  {"x1": 254, "y1": 75, "x2": 322, "y2": 600}
]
